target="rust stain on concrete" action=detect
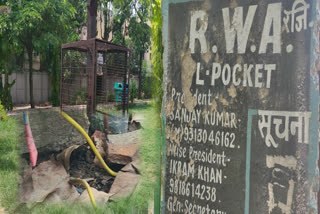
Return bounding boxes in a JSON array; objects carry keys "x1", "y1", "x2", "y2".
[
  {"x1": 219, "y1": 95, "x2": 229, "y2": 106},
  {"x1": 230, "y1": 0, "x2": 238, "y2": 9},
  {"x1": 177, "y1": 102, "x2": 181, "y2": 111},
  {"x1": 228, "y1": 84, "x2": 237, "y2": 98},
  {"x1": 210, "y1": 99, "x2": 218, "y2": 112},
  {"x1": 181, "y1": 49, "x2": 197, "y2": 112},
  {"x1": 258, "y1": 88, "x2": 269, "y2": 104},
  {"x1": 212, "y1": 25, "x2": 217, "y2": 32},
  {"x1": 201, "y1": 106, "x2": 208, "y2": 120},
  {"x1": 166, "y1": 125, "x2": 181, "y2": 146},
  {"x1": 203, "y1": 0, "x2": 212, "y2": 11},
  {"x1": 237, "y1": 55, "x2": 243, "y2": 64},
  {"x1": 166, "y1": 99, "x2": 175, "y2": 117},
  {"x1": 215, "y1": 52, "x2": 222, "y2": 63},
  {"x1": 202, "y1": 44, "x2": 212, "y2": 64}
]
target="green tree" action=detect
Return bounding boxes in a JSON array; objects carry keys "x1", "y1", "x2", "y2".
[
  {"x1": 101, "y1": 0, "x2": 113, "y2": 41},
  {"x1": 141, "y1": 60, "x2": 152, "y2": 98},
  {"x1": 150, "y1": 2, "x2": 163, "y2": 212},
  {"x1": 68, "y1": 0, "x2": 87, "y2": 35},
  {"x1": 0, "y1": 3, "x2": 17, "y2": 110},
  {"x1": 129, "y1": 80, "x2": 138, "y2": 103},
  {"x1": 109, "y1": 0, "x2": 151, "y2": 100},
  {"x1": 2, "y1": 0, "x2": 77, "y2": 108},
  {"x1": 150, "y1": 0, "x2": 163, "y2": 112},
  {"x1": 128, "y1": 0, "x2": 150, "y2": 99},
  {"x1": 111, "y1": 0, "x2": 132, "y2": 45}
]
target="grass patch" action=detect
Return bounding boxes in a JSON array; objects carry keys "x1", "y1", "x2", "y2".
[
  {"x1": 0, "y1": 117, "x2": 21, "y2": 212},
  {"x1": 0, "y1": 103, "x2": 161, "y2": 214},
  {"x1": 104, "y1": 103, "x2": 161, "y2": 213}
]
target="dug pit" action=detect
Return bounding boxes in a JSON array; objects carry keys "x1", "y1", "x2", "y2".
[
  {"x1": 68, "y1": 145, "x2": 124, "y2": 193},
  {"x1": 19, "y1": 112, "x2": 142, "y2": 207}
]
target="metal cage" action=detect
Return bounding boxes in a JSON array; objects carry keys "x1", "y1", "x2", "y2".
[{"x1": 60, "y1": 38, "x2": 131, "y2": 117}]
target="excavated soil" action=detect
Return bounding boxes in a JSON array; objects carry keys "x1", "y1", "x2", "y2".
[
  {"x1": 20, "y1": 114, "x2": 141, "y2": 195},
  {"x1": 21, "y1": 145, "x2": 125, "y2": 194},
  {"x1": 22, "y1": 145, "x2": 124, "y2": 193},
  {"x1": 69, "y1": 146, "x2": 124, "y2": 193}
]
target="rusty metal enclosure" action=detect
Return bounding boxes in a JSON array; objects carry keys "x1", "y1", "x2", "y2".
[{"x1": 60, "y1": 38, "x2": 130, "y2": 116}]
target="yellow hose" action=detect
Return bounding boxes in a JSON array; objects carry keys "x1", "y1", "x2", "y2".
[
  {"x1": 69, "y1": 177, "x2": 97, "y2": 208},
  {"x1": 60, "y1": 111, "x2": 117, "y2": 176}
]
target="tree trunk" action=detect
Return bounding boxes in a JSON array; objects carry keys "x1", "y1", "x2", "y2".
[
  {"x1": 27, "y1": 47, "x2": 34, "y2": 108},
  {"x1": 87, "y1": 0, "x2": 98, "y2": 39},
  {"x1": 3, "y1": 74, "x2": 8, "y2": 105},
  {"x1": 0, "y1": 73, "x2": 2, "y2": 94},
  {"x1": 138, "y1": 52, "x2": 143, "y2": 99},
  {"x1": 86, "y1": 0, "x2": 98, "y2": 116},
  {"x1": 4, "y1": 73, "x2": 8, "y2": 90},
  {"x1": 122, "y1": 21, "x2": 126, "y2": 45}
]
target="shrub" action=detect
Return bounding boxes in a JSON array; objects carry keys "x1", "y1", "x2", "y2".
[
  {"x1": 130, "y1": 80, "x2": 138, "y2": 103},
  {"x1": 71, "y1": 88, "x2": 87, "y2": 105},
  {"x1": 142, "y1": 74, "x2": 152, "y2": 99},
  {"x1": 107, "y1": 91, "x2": 115, "y2": 102},
  {"x1": 0, "y1": 100, "x2": 8, "y2": 121}
]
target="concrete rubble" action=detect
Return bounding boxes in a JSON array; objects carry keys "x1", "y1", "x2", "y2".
[{"x1": 109, "y1": 160, "x2": 141, "y2": 200}]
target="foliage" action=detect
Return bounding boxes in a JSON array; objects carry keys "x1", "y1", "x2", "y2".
[
  {"x1": 150, "y1": 2, "x2": 163, "y2": 212},
  {"x1": 0, "y1": 0, "x2": 78, "y2": 107},
  {"x1": 110, "y1": 0, "x2": 151, "y2": 99},
  {"x1": 68, "y1": 0, "x2": 87, "y2": 35},
  {"x1": 49, "y1": 48, "x2": 60, "y2": 106},
  {"x1": 107, "y1": 90, "x2": 115, "y2": 102},
  {"x1": 127, "y1": 0, "x2": 151, "y2": 55},
  {"x1": 8, "y1": 0, "x2": 78, "y2": 49},
  {"x1": 43, "y1": 46, "x2": 60, "y2": 106},
  {"x1": 71, "y1": 88, "x2": 87, "y2": 105},
  {"x1": 110, "y1": 0, "x2": 131, "y2": 45},
  {"x1": 0, "y1": 100, "x2": 8, "y2": 121},
  {"x1": 130, "y1": 80, "x2": 138, "y2": 103},
  {"x1": 0, "y1": 67, "x2": 15, "y2": 111},
  {"x1": 150, "y1": 0, "x2": 163, "y2": 112},
  {"x1": 128, "y1": 0, "x2": 151, "y2": 99},
  {"x1": 141, "y1": 60, "x2": 152, "y2": 98},
  {"x1": 0, "y1": 4, "x2": 16, "y2": 111},
  {"x1": 100, "y1": 0, "x2": 113, "y2": 41}
]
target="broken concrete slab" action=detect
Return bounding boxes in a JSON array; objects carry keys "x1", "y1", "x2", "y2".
[
  {"x1": 120, "y1": 158, "x2": 141, "y2": 174},
  {"x1": 107, "y1": 143, "x2": 139, "y2": 165},
  {"x1": 19, "y1": 159, "x2": 79, "y2": 206},
  {"x1": 75, "y1": 187, "x2": 113, "y2": 206},
  {"x1": 108, "y1": 129, "x2": 141, "y2": 145},
  {"x1": 109, "y1": 162, "x2": 140, "y2": 200}
]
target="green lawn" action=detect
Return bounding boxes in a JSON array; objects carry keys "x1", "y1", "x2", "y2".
[
  {"x1": 0, "y1": 117, "x2": 21, "y2": 212},
  {"x1": 0, "y1": 104, "x2": 161, "y2": 214}
]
